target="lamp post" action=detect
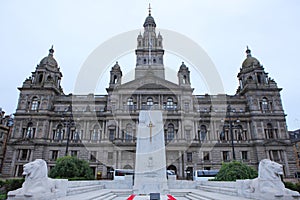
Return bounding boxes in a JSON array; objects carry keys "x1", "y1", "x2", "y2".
[
  {"x1": 62, "y1": 105, "x2": 75, "y2": 156},
  {"x1": 225, "y1": 105, "x2": 238, "y2": 160}
]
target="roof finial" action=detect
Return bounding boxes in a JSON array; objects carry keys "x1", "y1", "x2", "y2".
[
  {"x1": 49, "y1": 45, "x2": 54, "y2": 56},
  {"x1": 246, "y1": 46, "x2": 251, "y2": 57},
  {"x1": 148, "y1": 3, "x2": 151, "y2": 16}
]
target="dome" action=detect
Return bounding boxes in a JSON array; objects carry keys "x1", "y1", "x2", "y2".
[
  {"x1": 39, "y1": 47, "x2": 58, "y2": 68},
  {"x1": 143, "y1": 14, "x2": 156, "y2": 27},
  {"x1": 242, "y1": 47, "x2": 260, "y2": 68}
]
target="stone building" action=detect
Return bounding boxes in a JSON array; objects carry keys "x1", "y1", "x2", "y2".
[
  {"x1": 0, "y1": 109, "x2": 14, "y2": 175},
  {"x1": 2, "y1": 11, "x2": 296, "y2": 179}
]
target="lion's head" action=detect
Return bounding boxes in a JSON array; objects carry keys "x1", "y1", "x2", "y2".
[
  {"x1": 23, "y1": 159, "x2": 48, "y2": 180},
  {"x1": 258, "y1": 159, "x2": 283, "y2": 180}
]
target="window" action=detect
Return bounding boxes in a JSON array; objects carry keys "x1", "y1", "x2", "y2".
[
  {"x1": 185, "y1": 130, "x2": 191, "y2": 142},
  {"x1": 235, "y1": 125, "x2": 244, "y2": 141},
  {"x1": 265, "y1": 123, "x2": 275, "y2": 139},
  {"x1": 222, "y1": 151, "x2": 230, "y2": 161},
  {"x1": 127, "y1": 97, "x2": 133, "y2": 106},
  {"x1": 54, "y1": 124, "x2": 63, "y2": 140},
  {"x1": 269, "y1": 150, "x2": 282, "y2": 162},
  {"x1": 166, "y1": 124, "x2": 175, "y2": 142},
  {"x1": 25, "y1": 122, "x2": 34, "y2": 139},
  {"x1": 261, "y1": 97, "x2": 269, "y2": 112},
  {"x1": 31, "y1": 97, "x2": 39, "y2": 111},
  {"x1": 73, "y1": 127, "x2": 81, "y2": 142},
  {"x1": 18, "y1": 149, "x2": 31, "y2": 161},
  {"x1": 70, "y1": 150, "x2": 78, "y2": 157},
  {"x1": 203, "y1": 151, "x2": 210, "y2": 161},
  {"x1": 109, "y1": 129, "x2": 115, "y2": 142},
  {"x1": 108, "y1": 152, "x2": 113, "y2": 160},
  {"x1": 187, "y1": 152, "x2": 192, "y2": 162},
  {"x1": 15, "y1": 165, "x2": 24, "y2": 177},
  {"x1": 199, "y1": 125, "x2": 207, "y2": 141},
  {"x1": 220, "y1": 131, "x2": 226, "y2": 141},
  {"x1": 92, "y1": 125, "x2": 100, "y2": 142},
  {"x1": 125, "y1": 124, "x2": 133, "y2": 142},
  {"x1": 184, "y1": 102, "x2": 189, "y2": 111},
  {"x1": 90, "y1": 151, "x2": 97, "y2": 162},
  {"x1": 166, "y1": 98, "x2": 174, "y2": 110},
  {"x1": 241, "y1": 151, "x2": 248, "y2": 161},
  {"x1": 50, "y1": 150, "x2": 59, "y2": 161},
  {"x1": 146, "y1": 97, "x2": 153, "y2": 110}
]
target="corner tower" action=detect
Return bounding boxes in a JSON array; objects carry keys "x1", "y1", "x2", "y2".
[{"x1": 135, "y1": 6, "x2": 165, "y2": 79}]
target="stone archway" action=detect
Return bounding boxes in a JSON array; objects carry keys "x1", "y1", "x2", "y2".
[
  {"x1": 167, "y1": 165, "x2": 177, "y2": 174},
  {"x1": 123, "y1": 164, "x2": 133, "y2": 169}
]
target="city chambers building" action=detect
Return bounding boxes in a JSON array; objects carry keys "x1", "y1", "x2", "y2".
[{"x1": 1, "y1": 11, "x2": 296, "y2": 179}]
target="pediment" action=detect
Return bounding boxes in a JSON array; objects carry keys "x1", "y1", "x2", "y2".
[
  {"x1": 263, "y1": 140, "x2": 289, "y2": 146},
  {"x1": 11, "y1": 138, "x2": 36, "y2": 145},
  {"x1": 117, "y1": 74, "x2": 185, "y2": 91}
]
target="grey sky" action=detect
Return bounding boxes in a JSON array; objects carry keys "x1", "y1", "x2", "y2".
[{"x1": 1, "y1": 0, "x2": 299, "y2": 130}]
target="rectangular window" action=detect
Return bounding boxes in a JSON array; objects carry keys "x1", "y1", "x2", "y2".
[
  {"x1": 18, "y1": 149, "x2": 31, "y2": 161},
  {"x1": 109, "y1": 130, "x2": 115, "y2": 141},
  {"x1": 15, "y1": 165, "x2": 23, "y2": 177},
  {"x1": 70, "y1": 150, "x2": 78, "y2": 157},
  {"x1": 185, "y1": 130, "x2": 191, "y2": 142},
  {"x1": 187, "y1": 152, "x2": 192, "y2": 162},
  {"x1": 184, "y1": 103, "x2": 189, "y2": 111},
  {"x1": 241, "y1": 151, "x2": 248, "y2": 161},
  {"x1": 203, "y1": 151, "x2": 210, "y2": 161},
  {"x1": 222, "y1": 151, "x2": 230, "y2": 161},
  {"x1": 90, "y1": 151, "x2": 97, "y2": 162},
  {"x1": 50, "y1": 150, "x2": 59, "y2": 161},
  {"x1": 108, "y1": 152, "x2": 113, "y2": 160}
]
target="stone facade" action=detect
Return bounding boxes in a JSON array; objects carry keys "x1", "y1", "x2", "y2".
[{"x1": 1, "y1": 12, "x2": 296, "y2": 179}]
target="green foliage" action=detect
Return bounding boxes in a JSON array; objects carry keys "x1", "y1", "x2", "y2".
[
  {"x1": 284, "y1": 182, "x2": 300, "y2": 192},
  {"x1": 49, "y1": 156, "x2": 94, "y2": 180},
  {"x1": 0, "y1": 178, "x2": 24, "y2": 200},
  {"x1": 214, "y1": 161, "x2": 258, "y2": 181}
]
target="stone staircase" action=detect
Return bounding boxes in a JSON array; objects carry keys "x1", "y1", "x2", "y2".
[
  {"x1": 58, "y1": 180, "x2": 133, "y2": 200},
  {"x1": 196, "y1": 181, "x2": 238, "y2": 196}
]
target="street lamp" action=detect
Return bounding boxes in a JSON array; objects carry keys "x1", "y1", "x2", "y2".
[
  {"x1": 224, "y1": 105, "x2": 240, "y2": 161},
  {"x1": 62, "y1": 104, "x2": 75, "y2": 156}
]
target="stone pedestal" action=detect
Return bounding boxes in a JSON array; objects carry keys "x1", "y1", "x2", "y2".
[{"x1": 133, "y1": 110, "x2": 169, "y2": 195}]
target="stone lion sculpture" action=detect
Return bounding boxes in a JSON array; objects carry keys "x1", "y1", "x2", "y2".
[
  {"x1": 239, "y1": 159, "x2": 300, "y2": 200},
  {"x1": 7, "y1": 159, "x2": 67, "y2": 200}
]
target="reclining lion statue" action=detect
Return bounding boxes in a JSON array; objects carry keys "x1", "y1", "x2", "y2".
[
  {"x1": 7, "y1": 159, "x2": 67, "y2": 200},
  {"x1": 239, "y1": 159, "x2": 300, "y2": 200}
]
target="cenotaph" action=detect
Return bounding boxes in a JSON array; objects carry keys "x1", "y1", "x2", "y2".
[{"x1": 133, "y1": 110, "x2": 169, "y2": 195}]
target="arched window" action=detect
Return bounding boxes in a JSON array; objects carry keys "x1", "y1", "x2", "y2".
[
  {"x1": 166, "y1": 124, "x2": 175, "y2": 142},
  {"x1": 236, "y1": 125, "x2": 244, "y2": 141},
  {"x1": 127, "y1": 97, "x2": 133, "y2": 106},
  {"x1": 25, "y1": 122, "x2": 34, "y2": 138},
  {"x1": 199, "y1": 125, "x2": 207, "y2": 141},
  {"x1": 261, "y1": 97, "x2": 269, "y2": 112},
  {"x1": 92, "y1": 125, "x2": 100, "y2": 141},
  {"x1": 166, "y1": 98, "x2": 174, "y2": 110},
  {"x1": 183, "y1": 75, "x2": 187, "y2": 84},
  {"x1": 265, "y1": 123, "x2": 274, "y2": 139},
  {"x1": 113, "y1": 75, "x2": 118, "y2": 84},
  {"x1": 73, "y1": 125, "x2": 81, "y2": 141},
  {"x1": 31, "y1": 97, "x2": 39, "y2": 111},
  {"x1": 125, "y1": 124, "x2": 133, "y2": 141},
  {"x1": 147, "y1": 97, "x2": 153, "y2": 109},
  {"x1": 38, "y1": 74, "x2": 43, "y2": 83},
  {"x1": 54, "y1": 124, "x2": 63, "y2": 140}
]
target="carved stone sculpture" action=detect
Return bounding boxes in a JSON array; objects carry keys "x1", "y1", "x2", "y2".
[
  {"x1": 238, "y1": 159, "x2": 300, "y2": 200},
  {"x1": 7, "y1": 159, "x2": 67, "y2": 200}
]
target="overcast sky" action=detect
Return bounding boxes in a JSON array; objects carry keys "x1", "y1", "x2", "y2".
[{"x1": 1, "y1": 0, "x2": 299, "y2": 130}]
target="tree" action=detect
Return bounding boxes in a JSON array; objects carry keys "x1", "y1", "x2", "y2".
[
  {"x1": 214, "y1": 161, "x2": 258, "y2": 181},
  {"x1": 49, "y1": 156, "x2": 94, "y2": 180}
]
